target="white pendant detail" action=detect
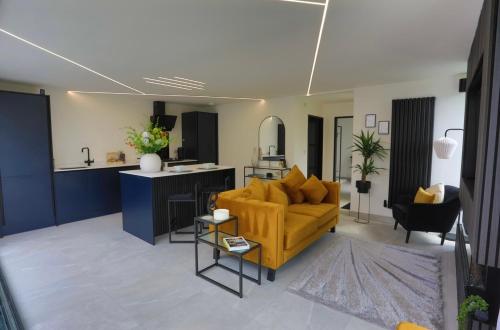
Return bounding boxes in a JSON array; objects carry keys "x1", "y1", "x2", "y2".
[
  {"x1": 433, "y1": 137, "x2": 458, "y2": 159},
  {"x1": 140, "y1": 153, "x2": 162, "y2": 172}
]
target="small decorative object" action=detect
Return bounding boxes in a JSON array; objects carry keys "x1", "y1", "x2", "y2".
[
  {"x1": 378, "y1": 121, "x2": 390, "y2": 135},
  {"x1": 222, "y1": 236, "x2": 250, "y2": 251},
  {"x1": 457, "y1": 295, "x2": 489, "y2": 330},
  {"x1": 214, "y1": 209, "x2": 230, "y2": 221},
  {"x1": 106, "y1": 151, "x2": 125, "y2": 164},
  {"x1": 206, "y1": 192, "x2": 219, "y2": 215},
  {"x1": 126, "y1": 121, "x2": 169, "y2": 173},
  {"x1": 353, "y1": 130, "x2": 387, "y2": 193},
  {"x1": 365, "y1": 114, "x2": 376, "y2": 128},
  {"x1": 266, "y1": 172, "x2": 273, "y2": 179}
]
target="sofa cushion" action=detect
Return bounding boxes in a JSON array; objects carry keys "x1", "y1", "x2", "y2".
[
  {"x1": 288, "y1": 203, "x2": 338, "y2": 227},
  {"x1": 267, "y1": 184, "x2": 289, "y2": 213},
  {"x1": 299, "y1": 175, "x2": 328, "y2": 204},
  {"x1": 425, "y1": 183, "x2": 444, "y2": 204},
  {"x1": 414, "y1": 187, "x2": 435, "y2": 204},
  {"x1": 284, "y1": 212, "x2": 318, "y2": 249},
  {"x1": 243, "y1": 177, "x2": 267, "y2": 201},
  {"x1": 282, "y1": 165, "x2": 306, "y2": 204}
]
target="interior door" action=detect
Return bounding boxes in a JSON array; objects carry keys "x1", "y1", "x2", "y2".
[
  {"x1": 0, "y1": 91, "x2": 55, "y2": 235},
  {"x1": 307, "y1": 115, "x2": 324, "y2": 178}
]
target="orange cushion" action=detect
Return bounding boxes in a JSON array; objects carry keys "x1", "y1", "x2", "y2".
[
  {"x1": 288, "y1": 203, "x2": 337, "y2": 227},
  {"x1": 299, "y1": 175, "x2": 328, "y2": 204},
  {"x1": 267, "y1": 184, "x2": 289, "y2": 213},
  {"x1": 284, "y1": 212, "x2": 318, "y2": 249},
  {"x1": 244, "y1": 178, "x2": 267, "y2": 201},
  {"x1": 414, "y1": 187, "x2": 435, "y2": 204},
  {"x1": 282, "y1": 165, "x2": 306, "y2": 204}
]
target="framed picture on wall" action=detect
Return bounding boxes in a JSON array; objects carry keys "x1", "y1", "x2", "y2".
[
  {"x1": 365, "y1": 114, "x2": 376, "y2": 128},
  {"x1": 378, "y1": 121, "x2": 390, "y2": 135}
]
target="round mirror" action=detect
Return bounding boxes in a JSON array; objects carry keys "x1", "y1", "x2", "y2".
[{"x1": 259, "y1": 116, "x2": 285, "y2": 160}]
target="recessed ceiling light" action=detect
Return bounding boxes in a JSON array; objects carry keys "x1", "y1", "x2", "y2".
[
  {"x1": 144, "y1": 77, "x2": 205, "y2": 90},
  {"x1": 0, "y1": 27, "x2": 145, "y2": 94},
  {"x1": 158, "y1": 77, "x2": 204, "y2": 88},
  {"x1": 174, "y1": 76, "x2": 206, "y2": 85},
  {"x1": 67, "y1": 90, "x2": 265, "y2": 102},
  {"x1": 306, "y1": 0, "x2": 330, "y2": 96},
  {"x1": 145, "y1": 81, "x2": 192, "y2": 91}
]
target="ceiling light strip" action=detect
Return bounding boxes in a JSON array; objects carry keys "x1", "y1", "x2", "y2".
[
  {"x1": 0, "y1": 28, "x2": 145, "y2": 94},
  {"x1": 306, "y1": 0, "x2": 330, "y2": 96},
  {"x1": 173, "y1": 76, "x2": 206, "y2": 85},
  {"x1": 144, "y1": 77, "x2": 205, "y2": 90},
  {"x1": 145, "y1": 81, "x2": 192, "y2": 91},
  {"x1": 277, "y1": 0, "x2": 325, "y2": 6},
  {"x1": 67, "y1": 90, "x2": 264, "y2": 101},
  {"x1": 157, "y1": 77, "x2": 205, "y2": 87}
]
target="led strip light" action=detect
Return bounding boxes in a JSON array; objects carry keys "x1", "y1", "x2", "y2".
[
  {"x1": 0, "y1": 28, "x2": 145, "y2": 94},
  {"x1": 158, "y1": 77, "x2": 205, "y2": 88},
  {"x1": 278, "y1": 0, "x2": 325, "y2": 6},
  {"x1": 144, "y1": 77, "x2": 205, "y2": 90},
  {"x1": 67, "y1": 90, "x2": 265, "y2": 102}
]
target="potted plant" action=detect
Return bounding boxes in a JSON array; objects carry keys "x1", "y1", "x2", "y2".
[
  {"x1": 457, "y1": 295, "x2": 489, "y2": 330},
  {"x1": 126, "y1": 121, "x2": 169, "y2": 173},
  {"x1": 352, "y1": 130, "x2": 386, "y2": 193}
]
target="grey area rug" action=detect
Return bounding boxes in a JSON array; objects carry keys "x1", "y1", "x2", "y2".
[{"x1": 288, "y1": 236, "x2": 443, "y2": 329}]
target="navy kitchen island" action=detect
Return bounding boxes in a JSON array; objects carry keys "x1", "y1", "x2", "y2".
[{"x1": 120, "y1": 165, "x2": 235, "y2": 245}]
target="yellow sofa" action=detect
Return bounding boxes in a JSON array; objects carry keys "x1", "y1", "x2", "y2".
[{"x1": 215, "y1": 180, "x2": 340, "y2": 281}]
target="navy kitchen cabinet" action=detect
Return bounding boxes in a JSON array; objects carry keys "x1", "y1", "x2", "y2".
[
  {"x1": 0, "y1": 91, "x2": 56, "y2": 236},
  {"x1": 54, "y1": 166, "x2": 138, "y2": 224}
]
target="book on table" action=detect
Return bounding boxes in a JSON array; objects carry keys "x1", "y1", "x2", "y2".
[{"x1": 222, "y1": 236, "x2": 250, "y2": 251}]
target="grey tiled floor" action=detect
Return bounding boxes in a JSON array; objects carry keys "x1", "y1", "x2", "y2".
[{"x1": 0, "y1": 212, "x2": 457, "y2": 330}]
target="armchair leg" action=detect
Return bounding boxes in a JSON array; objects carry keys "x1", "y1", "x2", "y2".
[
  {"x1": 441, "y1": 233, "x2": 446, "y2": 246},
  {"x1": 267, "y1": 269, "x2": 276, "y2": 282},
  {"x1": 330, "y1": 227, "x2": 336, "y2": 233},
  {"x1": 405, "y1": 231, "x2": 411, "y2": 244},
  {"x1": 393, "y1": 221, "x2": 398, "y2": 230}
]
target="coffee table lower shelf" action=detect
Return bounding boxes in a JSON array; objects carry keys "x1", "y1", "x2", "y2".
[{"x1": 195, "y1": 231, "x2": 262, "y2": 298}]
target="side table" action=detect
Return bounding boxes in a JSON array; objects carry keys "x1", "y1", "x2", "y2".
[{"x1": 194, "y1": 214, "x2": 262, "y2": 298}]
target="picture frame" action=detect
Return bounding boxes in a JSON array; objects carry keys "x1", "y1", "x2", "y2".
[
  {"x1": 365, "y1": 114, "x2": 376, "y2": 128},
  {"x1": 378, "y1": 121, "x2": 390, "y2": 135}
]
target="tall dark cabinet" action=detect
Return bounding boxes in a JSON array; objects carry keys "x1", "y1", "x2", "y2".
[
  {"x1": 0, "y1": 91, "x2": 56, "y2": 236},
  {"x1": 182, "y1": 111, "x2": 218, "y2": 164},
  {"x1": 457, "y1": 0, "x2": 500, "y2": 328}
]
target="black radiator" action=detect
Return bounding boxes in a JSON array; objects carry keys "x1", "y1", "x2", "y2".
[{"x1": 388, "y1": 97, "x2": 435, "y2": 207}]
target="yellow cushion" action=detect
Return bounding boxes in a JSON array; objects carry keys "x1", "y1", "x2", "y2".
[
  {"x1": 267, "y1": 184, "x2": 289, "y2": 213},
  {"x1": 244, "y1": 178, "x2": 267, "y2": 201},
  {"x1": 396, "y1": 322, "x2": 429, "y2": 330},
  {"x1": 284, "y1": 212, "x2": 318, "y2": 249},
  {"x1": 288, "y1": 203, "x2": 337, "y2": 227},
  {"x1": 282, "y1": 165, "x2": 306, "y2": 204},
  {"x1": 414, "y1": 187, "x2": 435, "y2": 204},
  {"x1": 299, "y1": 175, "x2": 328, "y2": 204}
]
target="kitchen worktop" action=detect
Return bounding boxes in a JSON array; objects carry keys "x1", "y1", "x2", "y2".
[
  {"x1": 120, "y1": 164, "x2": 233, "y2": 178},
  {"x1": 54, "y1": 159, "x2": 197, "y2": 172}
]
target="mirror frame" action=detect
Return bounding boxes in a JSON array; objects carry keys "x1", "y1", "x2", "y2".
[{"x1": 258, "y1": 115, "x2": 285, "y2": 161}]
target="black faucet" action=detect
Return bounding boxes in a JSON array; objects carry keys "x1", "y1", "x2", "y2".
[{"x1": 81, "y1": 147, "x2": 94, "y2": 166}]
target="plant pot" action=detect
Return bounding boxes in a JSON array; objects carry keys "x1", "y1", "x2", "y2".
[
  {"x1": 140, "y1": 153, "x2": 162, "y2": 173},
  {"x1": 356, "y1": 180, "x2": 371, "y2": 193}
]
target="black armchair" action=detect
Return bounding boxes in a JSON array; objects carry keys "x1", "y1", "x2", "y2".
[{"x1": 392, "y1": 185, "x2": 461, "y2": 245}]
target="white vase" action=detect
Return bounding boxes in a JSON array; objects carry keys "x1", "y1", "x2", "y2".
[{"x1": 140, "y1": 153, "x2": 162, "y2": 173}]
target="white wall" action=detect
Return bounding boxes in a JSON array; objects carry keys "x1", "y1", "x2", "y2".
[
  {"x1": 352, "y1": 75, "x2": 465, "y2": 217},
  {"x1": 217, "y1": 96, "x2": 353, "y2": 187}
]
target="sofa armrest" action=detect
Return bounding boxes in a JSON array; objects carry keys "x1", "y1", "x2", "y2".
[
  {"x1": 322, "y1": 181, "x2": 340, "y2": 206},
  {"x1": 216, "y1": 196, "x2": 285, "y2": 270}
]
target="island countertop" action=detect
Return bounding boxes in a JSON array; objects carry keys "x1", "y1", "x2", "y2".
[
  {"x1": 54, "y1": 159, "x2": 197, "y2": 172},
  {"x1": 120, "y1": 164, "x2": 234, "y2": 178}
]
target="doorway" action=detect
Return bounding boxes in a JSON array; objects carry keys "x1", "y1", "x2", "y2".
[
  {"x1": 333, "y1": 116, "x2": 353, "y2": 209},
  {"x1": 307, "y1": 115, "x2": 324, "y2": 178}
]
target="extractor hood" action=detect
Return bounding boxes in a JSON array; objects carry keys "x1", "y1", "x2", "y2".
[{"x1": 151, "y1": 101, "x2": 177, "y2": 131}]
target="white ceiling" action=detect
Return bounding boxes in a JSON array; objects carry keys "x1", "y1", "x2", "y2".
[{"x1": 0, "y1": 0, "x2": 482, "y2": 103}]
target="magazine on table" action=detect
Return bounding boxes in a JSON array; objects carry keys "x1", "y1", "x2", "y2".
[{"x1": 222, "y1": 236, "x2": 250, "y2": 251}]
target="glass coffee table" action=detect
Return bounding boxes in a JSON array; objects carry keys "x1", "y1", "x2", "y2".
[{"x1": 194, "y1": 214, "x2": 262, "y2": 298}]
